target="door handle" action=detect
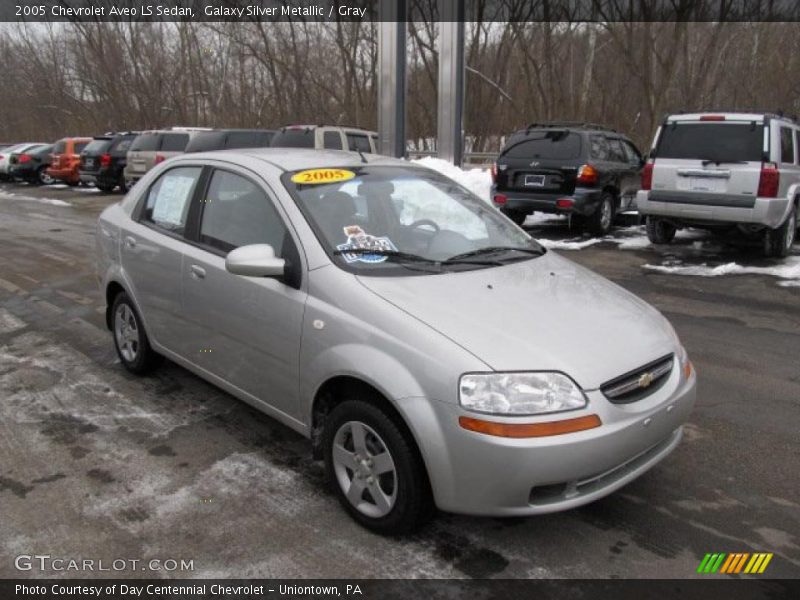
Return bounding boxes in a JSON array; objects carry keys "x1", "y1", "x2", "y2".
[
  {"x1": 190, "y1": 264, "x2": 206, "y2": 279},
  {"x1": 124, "y1": 236, "x2": 137, "y2": 249}
]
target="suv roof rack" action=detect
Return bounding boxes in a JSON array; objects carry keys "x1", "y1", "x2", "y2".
[{"x1": 522, "y1": 121, "x2": 616, "y2": 133}]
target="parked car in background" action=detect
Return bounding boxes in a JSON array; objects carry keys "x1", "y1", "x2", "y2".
[
  {"x1": 271, "y1": 125, "x2": 378, "y2": 153},
  {"x1": 491, "y1": 123, "x2": 645, "y2": 234},
  {"x1": 0, "y1": 143, "x2": 47, "y2": 181},
  {"x1": 96, "y1": 148, "x2": 695, "y2": 534},
  {"x1": 183, "y1": 128, "x2": 276, "y2": 154},
  {"x1": 8, "y1": 144, "x2": 55, "y2": 184},
  {"x1": 79, "y1": 132, "x2": 139, "y2": 193},
  {"x1": 48, "y1": 137, "x2": 92, "y2": 186},
  {"x1": 124, "y1": 129, "x2": 211, "y2": 189},
  {"x1": 638, "y1": 112, "x2": 800, "y2": 258}
]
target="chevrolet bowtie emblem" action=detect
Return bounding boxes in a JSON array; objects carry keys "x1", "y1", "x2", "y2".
[{"x1": 638, "y1": 371, "x2": 655, "y2": 388}]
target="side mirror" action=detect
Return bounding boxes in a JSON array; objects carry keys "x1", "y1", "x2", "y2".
[{"x1": 225, "y1": 244, "x2": 285, "y2": 278}]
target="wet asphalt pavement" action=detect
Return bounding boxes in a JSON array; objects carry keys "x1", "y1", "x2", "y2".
[{"x1": 0, "y1": 181, "x2": 798, "y2": 579}]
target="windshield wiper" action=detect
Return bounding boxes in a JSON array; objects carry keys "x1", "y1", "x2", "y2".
[
  {"x1": 444, "y1": 245, "x2": 546, "y2": 263},
  {"x1": 700, "y1": 158, "x2": 747, "y2": 166},
  {"x1": 333, "y1": 247, "x2": 504, "y2": 268}
]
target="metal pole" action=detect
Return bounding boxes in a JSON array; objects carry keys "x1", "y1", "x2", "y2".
[
  {"x1": 436, "y1": 1, "x2": 465, "y2": 165},
  {"x1": 377, "y1": 0, "x2": 407, "y2": 158}
]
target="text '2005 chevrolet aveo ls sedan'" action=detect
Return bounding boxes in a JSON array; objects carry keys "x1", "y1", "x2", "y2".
[{"x1": 96, "y1": 149, "x2": 696, "y2": 534}]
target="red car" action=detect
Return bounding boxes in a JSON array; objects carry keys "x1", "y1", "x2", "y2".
[{"x1": 47, "y1": 137, "x2": 92, "y2": 185}]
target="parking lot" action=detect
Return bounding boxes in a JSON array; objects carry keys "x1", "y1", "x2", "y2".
[{"x1": 0, "y1": 181, "x2": 798, "y2": 579}]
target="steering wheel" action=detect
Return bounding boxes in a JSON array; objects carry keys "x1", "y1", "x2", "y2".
[{"x1": 408, "y1": 219, "x2": 440, "y2": 233}]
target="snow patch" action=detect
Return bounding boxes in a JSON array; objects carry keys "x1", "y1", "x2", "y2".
[
  {"x1": 411, "y1": 157, "x2": 492, "y2": 203},
  {"x1": 0, "y1": 190, "x2": 71, "y2": 206},
  {"x1": 643, "y1": 256, "x2": 800, "y2": 286}
]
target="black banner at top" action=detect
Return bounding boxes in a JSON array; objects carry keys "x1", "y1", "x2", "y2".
[{"x1": 3, "y1": 0, "x2": 800, "y2": 23}]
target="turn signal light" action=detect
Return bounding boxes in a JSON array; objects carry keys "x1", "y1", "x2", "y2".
[
  {"x1": 154, "y1": 154, "x2": 166, "y2": 164},
  {"x1": 459, "y1": 414, "x2": 602, "y2": 438},
  {"x1": 576, "y1": 164, "x2": 598, "y2": 185},
  {"x1": 683, "y1": 360, "x2": 693, "y2": 379}
]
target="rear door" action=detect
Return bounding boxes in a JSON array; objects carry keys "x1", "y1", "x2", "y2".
[
  {"x1": 496, "y1": 130, "x2": 582, "y2": 195},
  {"x1": 651, "y1": 119, "x2": 764, "y2": 205}
]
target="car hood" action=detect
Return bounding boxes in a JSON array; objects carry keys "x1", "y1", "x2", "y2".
[{"x1": 356, "y1": 252, "x2": 678, "y2": 390}]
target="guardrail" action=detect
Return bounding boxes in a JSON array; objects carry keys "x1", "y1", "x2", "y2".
[{"x1": 406, "y1": 150, "x2": 499, "y2": 167}]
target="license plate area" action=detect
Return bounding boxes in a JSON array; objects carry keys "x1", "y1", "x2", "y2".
[
  {"x1": 524, "y1": 174, "x2": 546, "y2": 187},
  {"x1": 677, "y1": 177, "x2": 725, "y2": 193}
]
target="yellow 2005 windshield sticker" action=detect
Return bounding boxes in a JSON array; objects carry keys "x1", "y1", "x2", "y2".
[{"x1": 291, "y1": 168, "x2": 355, "y2": 185}]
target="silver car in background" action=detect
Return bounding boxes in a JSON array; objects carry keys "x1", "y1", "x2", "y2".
[
  {"x1": 96, "y1": 149, "x2": 696, "y2": 533},
  {"x1": 0, "y1": 142, "x2": 47, "y2": 180}
]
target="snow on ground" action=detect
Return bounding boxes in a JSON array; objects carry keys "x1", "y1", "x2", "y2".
[
  {"x1": 643, "y1": 256, "x2": 800, "y2": 287},
  {"x1": 0, "y1": 190, "x2": 71, "y2": 207}
]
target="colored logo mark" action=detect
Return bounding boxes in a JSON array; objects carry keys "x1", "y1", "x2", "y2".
[{"x1": 697, "y1": 552, "x2": 773, "y2": 574}]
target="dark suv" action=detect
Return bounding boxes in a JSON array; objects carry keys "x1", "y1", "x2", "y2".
[
  {"x1": 79, "y1": 132, "x2": 139, "y2": 193},
  {"x1": 491, "y1": 123, "x2": 645, "y2": 234},
  {"x1": 183, "y1": 129, "x2": 275, "y2": 153}
]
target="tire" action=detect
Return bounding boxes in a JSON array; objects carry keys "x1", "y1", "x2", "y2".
[
  {"x1": 118, "y1": 175, "x2": 129, "y2": 194},
  {"x1": 111, "y1": 292, "x2": 162, "y2": 375},
  {"x1": 503, "y1": 209, "x2": 528, "y2": 227},
  {"x1": 586, "y1": 191, "x2": 616, "y2": 235},
  {"x1": 96, "y1": 182, "x2": 116, "y2": 193},
  {"x1": 323, "y1": 398, "x2": 433, "y2": 535},
  {"x1": 37, "y1": 167, "x2": 55, "y2": 185},
  {"x1": 67, "y1": 180, "x2": 79, "y2": 187},
  {"x1": 763, "y1": 204, "x2": 797, "y2": 258},
  {"x1": 646, "y1": 216, "x2": 677, "y2": 244}
]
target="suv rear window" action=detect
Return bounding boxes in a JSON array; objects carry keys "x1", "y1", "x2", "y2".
[
  {"x1": 501, "y1": 131, "x2": 582, "y2": 160},
  {"x1": 84, "y1": 139, "x2": 112, "y2": 154},
  {"x1": 111, "y1": 137, "x2": 135, "y2": 153},
  {"x1": 271, "y1": 129, "x2": 315, "y2": 149},
  {"x1": 130, "y1": 134, "x2": 160, "y2": 152},
  {"x1": 656, "y1": 123, "x2": 763, "y2": 162},
  {"x1": 161, "y1": 133, "x2": 190, "y2": 152},
  {"x1": 225, "y1": 131, "x2": 272, "y2": 149}
]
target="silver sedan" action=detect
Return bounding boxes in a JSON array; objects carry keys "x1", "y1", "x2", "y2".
[{"x1": 96, "y1": 149, "x2": 696, "y2": 534}]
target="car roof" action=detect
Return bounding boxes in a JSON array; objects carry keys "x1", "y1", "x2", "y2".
[
  {"x1": 278, "y1": 125, "x2": 378, "y2": 135},
  {"x1": 175, "y1": 148, "x2": 404, "y2": 172},
  {"x1": 665, "y1": 112, "x2": 795, "y2": 124}
]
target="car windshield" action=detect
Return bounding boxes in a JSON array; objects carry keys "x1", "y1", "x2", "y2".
[
  {"x1": 283, "y1": 165, "x2": 544, "y2": 275},
  {"x1": 656, "y1": 122, "x2": 763, "y2": 162}
]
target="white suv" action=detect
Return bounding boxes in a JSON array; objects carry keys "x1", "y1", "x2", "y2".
[{"x1": 637, "y1": 112, "x2": 799, "y2": 257}]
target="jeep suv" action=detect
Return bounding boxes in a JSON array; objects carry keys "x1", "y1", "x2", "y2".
[
  {"x1": 270, "y1": 125, "x2": 378, "y2": 153},
  {"x1": 491, "y1": 123, "x2": 644, "y2": 234},
  {"x1": 637, "y1": 112, "x2": 800, "y2": 257},
  {"x1": 79, "y1": 132, "x2": 139, "y2": 193}
]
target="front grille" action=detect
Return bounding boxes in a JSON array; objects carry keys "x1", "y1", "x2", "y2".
[{"x1": 600, "y1": 354, "x2": 674, "y2": 404}]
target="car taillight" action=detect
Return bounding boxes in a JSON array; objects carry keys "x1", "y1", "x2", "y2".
[
  {"x1": 556, "y1": 198, "x2": 574, "y2": 209},
  {"x1": 154, "y1": 154, "x2": 165, "y2": 164},
  {"x1": 19, "y1": 154, "x2": 32, "y2": 164},
  {"x1": 757, "y1": 162, "x2": 779, "y2": 197},
  {"x1": 100, "y1": 153, "x2": 112, "y2": 167},
  {"x1": 576, "y1": 164, "x2": 598, "y2": 186},
  {"x1": 700, "y1": 115, "x2": 726, "y2": 121},
  {"x1": 641, "y1": 161, "x2": 654, "y2": 190},
  {"x1": 490, "y1": 163, "x2": 497, "y2": 183},
  {"x1": 493, "y1": 194, "x2": 507, "y2": 205}
]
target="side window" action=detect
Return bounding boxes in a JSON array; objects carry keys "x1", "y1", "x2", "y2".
[
  {"x1": 141, "y1": 166, "x2": 201, "y2": 234},
  {"x1": 199, "y1": 170, "x2": 287, "y2": 254},
  {"x1": 606, "y1": 138, "x2": 627, "y2": 162},
  {"x1": 780, "y1": 127, "x2": 795, "y2": 164},
  {"x1": 113, "y1": 138, "x2": 134, "y2": 154},
  {"x1": 347, "y1": 133, "x2": 372, "y2": 153},
  {"x1": 74, "y1": 142, "x2": 88, "y2": 154},
  {"x1": 161, "y1": 133, "x2": 189, "y2": 152},
  {"x1": 323, "y1": 131, "x2": 343, "y2": 150},
  {"x1": 590, "y1": 135, "x2": 610, "y2": 161},
  {"x1": 621, "y1": 140, "x2": 643, "y2": 165}
]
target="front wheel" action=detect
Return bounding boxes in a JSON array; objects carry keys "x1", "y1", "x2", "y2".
[
  {"x1": 646, "y1": 216, "x2": 677, "y2": 244},
  {"x1": 111, "y1": 292, "x2": 162, "y2": 374},
  {"x1": 324, "y1": 399, "x2": 433, "y2": 535},
  {"x1": 764, "y1": 204, "x2": 797, "y2": 258}
]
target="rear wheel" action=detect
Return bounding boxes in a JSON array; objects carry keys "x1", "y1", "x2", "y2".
[
  {"x1": 111, "y1": 292, "x2": 162, "y2": 375},
  {"x1": 118, "y1": 175, "x2": 129, "y2": 194},
  {"x1": 96, "y1": 182, "x2": 116, "y2": 193},
  {"x1": 503, "y1": 209, "x2": 528, "y2": 227},
  {"x1": 646, "y1": 216, "x2": 677, "y2": 244},
  {"x1": 324, "y1": 398, "x2": 433, "y2": 535},
  {"x1": 586, "y1": 191, "x2": 615, "y2": 235},
  {"x1": 763, "y1": 204, "x2": 797, "y2": 258},
  {"x1": 38, "y1": 167, "x2": 55, "y2": 185}
]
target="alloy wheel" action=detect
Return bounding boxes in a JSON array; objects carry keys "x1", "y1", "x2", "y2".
[
  {"x1": 332, "y1": 421, "x2": 397, "y2": 518},
  {"x1": 114, "y1": 304, "x2": 140, "y2": 363}
]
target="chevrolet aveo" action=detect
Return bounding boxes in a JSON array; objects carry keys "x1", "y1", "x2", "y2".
[{"x1": 96, "y1": 149, "x2": 696, "y2": 534}]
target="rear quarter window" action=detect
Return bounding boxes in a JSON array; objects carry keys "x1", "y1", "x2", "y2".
[
  {"x1": 271, "y1": 129, "x2": 315, "y2": 148},
  {"x1": 161, "y1": 133, "x2": 190, "y2": 152},
  {"x1": 656, "y1": 122, "x2": 763, "y2": 162},
  {"x1": 347, "y1": 133, "x2": 372, "y2": 153},
  {"x1": 111, "y1": 137, "x2": 135, "y2": 154},
  {"x1": 184, "y1": 132, "x2": 226, "y2": 153},
  {"x1": 225, "y1": 131, "x2": 271, "y2": 149},
  {"x1": 130, "y1": 134, "x2": 160, "y2": 152},
  {"x1": 779, "y1": 127, "x2": 795, "y2": 164},
  {"x1": 501, "y1": 131, "x2": 582, "y2": 160}
]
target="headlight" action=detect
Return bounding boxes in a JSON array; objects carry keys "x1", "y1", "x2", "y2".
[{"x1": 459, "y1": 372, "x2": 587, "y2": 416}]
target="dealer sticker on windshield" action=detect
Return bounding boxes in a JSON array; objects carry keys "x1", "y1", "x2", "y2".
[
  {"x1": 291, "y1": 168, "x2": 355, "y2": 185},
  {"x1": 336, "y1": 225, "x2": 397, "y2": 263}
]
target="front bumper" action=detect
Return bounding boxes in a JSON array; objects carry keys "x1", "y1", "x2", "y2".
[
  {"x1": 404, "y1": 359, "x2": 696, "y2": 516},
  {"x1": 492, "y1": 185, "x2": 603, "y2": 216},
  {"x1": 636, "y1": 190, "x2": 790, "y2": 229}
]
